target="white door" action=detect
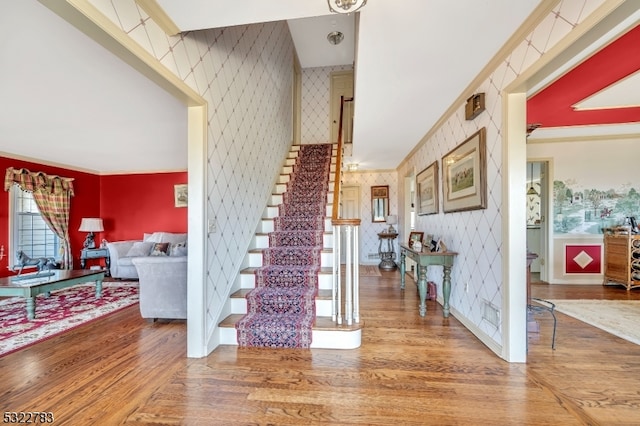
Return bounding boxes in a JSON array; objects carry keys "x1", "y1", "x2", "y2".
[
  {"x1": 340, "y1": 185, "x2": 360, "y2": 264},
  {"x1": 330, "y1": 71, "x2": 354, "y2": 143}
]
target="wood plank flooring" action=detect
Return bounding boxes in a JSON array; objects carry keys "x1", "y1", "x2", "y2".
[{"x1": 1, "y1": 273, "x2": 639, "y2": 424}]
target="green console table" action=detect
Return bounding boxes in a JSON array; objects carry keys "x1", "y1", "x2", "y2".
[{"x1": 399, "y1": 243, "x2": 457, "y2": 317}]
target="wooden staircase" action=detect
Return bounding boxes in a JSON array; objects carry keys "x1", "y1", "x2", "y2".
[{"x1": 218, "y1": 144, "x2": 362, "y2": 349}]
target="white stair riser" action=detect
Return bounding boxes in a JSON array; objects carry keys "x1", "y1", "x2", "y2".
[
  {"x1": 263, "y1": 204, "x2": 334, "y2": 219},
  {"x1": 258, "y1": 218, "x2": 333, "y2": 233},
  {"x1": 240, "y1": 272, "x2": 333, "y2": 290},
  {"x1": 274, "y1": 183, "x2": 286, "y2": 194},
  {"x1": 270, "y1": 194, "x2": 283, "y2": 205},
  {"x1": 252, "y1": 234, "x2": 333, "y2": 250},
  {"x1": 269, "y1": 193, "x2": 332, "y2": 206},
  {"x1": 230, "y1": 298, "x2": 332, "y2": 316},
  {"x1": 277, "y1": 175, "x2": 290, "y2": 184},
  {"x1": 219, "y1": 327, "x2": 361, "y2": 348},
  {"x1": 247, "y1": 251, "x2": 333, "y2": 268}
]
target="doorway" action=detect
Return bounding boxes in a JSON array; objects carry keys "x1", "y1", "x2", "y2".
[
  {"x1": 330, "y1": 70, "x2": 354, "y2": 143},
  {"x1": 526, "y1": 160, "x2": 549, "y2": 283}
]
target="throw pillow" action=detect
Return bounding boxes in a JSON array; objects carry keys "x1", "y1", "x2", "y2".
[
  {"x1": 125, "y1": 241, "x2": 154, "y2": 257},
  {"x1": 150, "y1": 242, "x2": 170, "y2": 256},
  {"x1": 170, "y1": 242, "x2": 188, "y2": 257}
]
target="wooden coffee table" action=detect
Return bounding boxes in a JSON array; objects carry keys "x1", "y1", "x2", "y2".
[{"x1": 0, "y1": 270, "x2": 105, "y2": 320}]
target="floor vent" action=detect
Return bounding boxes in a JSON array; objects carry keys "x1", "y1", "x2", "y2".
[{"x1": 483, "y1": 300, "x2": 501, "y2": 329}]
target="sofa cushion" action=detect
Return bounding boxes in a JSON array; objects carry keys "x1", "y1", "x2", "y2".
[
  {"x1": 144, "y1": 232, "x2": 187, "y2": 244},
  {"x1": 118, "y1": 256, "x2": 135, "y2": 267},
  {"x1": 125, "y1": 241, "x2": 154, "y2": 257},
  {"x1": 150, "y1": 242, "x2": 170, "y2": 256}
]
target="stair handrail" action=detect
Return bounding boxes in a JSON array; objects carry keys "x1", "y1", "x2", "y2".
[{"x1": 331, "y1": 96, "x2": 361, "y2": 326}]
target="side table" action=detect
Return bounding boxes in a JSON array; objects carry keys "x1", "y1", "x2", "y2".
[
  {"x1": 80, "y1": 248, "x2": 111, "y2": 277},
  {"x1": 399, "y1": 243, "x2": 457, "y2": 317},
  {"x1": 378, "y1": 232, "x2": 398, "y2": 270}
]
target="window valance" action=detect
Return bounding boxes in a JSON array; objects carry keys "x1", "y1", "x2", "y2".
[{"x1": 4, "y1": 167, "x2": 75, "y2": 196}]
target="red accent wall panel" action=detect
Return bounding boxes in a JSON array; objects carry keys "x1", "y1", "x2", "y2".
[
  {"x1": 99, "y1": 172, "x2": 187, "y2": 242},
  {"x1": 0, "y1": 156, "x2": 187, "y2": 278},
  {"x1": 0, "y1": 157, "x2": 100, "y2": 277},
  {"x1": 565, "y1": 244, "x2": 602, "y2": 274}
]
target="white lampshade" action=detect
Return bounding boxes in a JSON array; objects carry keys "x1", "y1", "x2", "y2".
[
  {"x1": 386, "y1": 215, "x2": 398, "y2": 225},
  {"x1": 79, "y1": 218, "x2": 104, "y2": 233}
]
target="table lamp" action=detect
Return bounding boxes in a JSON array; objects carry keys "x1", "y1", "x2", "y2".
[
  {"x1": 79, "y1": 218, "x2": 104, "y2": 249},
  {"x1": 386, "y1": 215, "x2": 397, "y2": 234}
]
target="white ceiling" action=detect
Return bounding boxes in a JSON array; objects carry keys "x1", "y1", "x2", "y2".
[
  {"x1": 0, "y1": 0, "x2": 542, "y2": 174},
  {"x1": 0, "y1": 0, "x2": 187, "y2": 175}
]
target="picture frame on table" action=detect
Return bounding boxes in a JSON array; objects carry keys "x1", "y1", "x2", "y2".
[
  {"x1": 174, "y1": 184, "x2": 188, "y2": 208},
  {"x1": 416, "y1": 161, "x2": 439, "y2": 215},
  {"x1": 408, "y1": 231, "x2": 424, "y2": 247},
  {"x1": 442, "y1": 128, "x2": 487, "y2": 213}
]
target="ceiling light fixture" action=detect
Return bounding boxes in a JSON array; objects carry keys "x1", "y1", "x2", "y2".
[
  {"x1": 328, "y1": 0, "x2": 367, "y2": 14},
  {"x1": 327, "y1": 31, "x2": 344, "y2": 45}
]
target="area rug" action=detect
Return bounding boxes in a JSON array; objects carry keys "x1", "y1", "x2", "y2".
[
  {"x1": 0, "y1": 281, "x2": 139, "y2": 357},
  {"x1": 236, "y1": 144, "x2": 332, "y2": 348},
  {"x1": 548, "y1": 299, "x2": 640, "y2": 346}
]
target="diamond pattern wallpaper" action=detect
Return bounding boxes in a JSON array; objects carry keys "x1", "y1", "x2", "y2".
[
  {"x1": 396, "y1": 0, "x2": 606, "y2": 345},
  {"x1": 301, "y1": 65, "x2": 352, "y2": 144},
  {"x1": 87, "y1": 0, "x2": 607, "y2": 354},
  {"x1": 89, "y1": 0, "x2": 295, "y2": 342}
]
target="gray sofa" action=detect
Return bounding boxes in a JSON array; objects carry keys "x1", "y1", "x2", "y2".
[
  {"x1": 132, "y1": 256, "x2": 187, "y2": 320},
  {"x1": 106, "y1": 232, "x2": 187, "y2": 279}
]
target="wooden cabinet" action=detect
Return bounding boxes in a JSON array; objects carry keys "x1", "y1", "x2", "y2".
[{"x1": 603, "y1": 227, "x2": 640, "y2": 290}]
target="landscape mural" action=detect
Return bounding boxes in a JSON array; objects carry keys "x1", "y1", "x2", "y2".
[{"x1": 553, "y1": 179, "x2": 640, "y2": 234}]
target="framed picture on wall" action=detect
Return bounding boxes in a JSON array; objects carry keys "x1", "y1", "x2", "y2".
[
  {"x1": 416, "y1": 161, "x2": 438, "y2": 215},
  {"x1": 174, "y1": 184, "x2": 188, "y2": 208},
  {"x1": 442, "y1": 128, "x2": 487, "y2": 213}
]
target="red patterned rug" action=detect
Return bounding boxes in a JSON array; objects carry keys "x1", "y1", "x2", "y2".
[
  {"x1": 236, "y1": 144, "x2": 332, "y2": 348},
  {"x1": 0, "y1": 282, "x2": 139, "y2": 357}
]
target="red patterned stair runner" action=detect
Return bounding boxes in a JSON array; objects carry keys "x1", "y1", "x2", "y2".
[{"x1": 235, "y1": 144, "x2": 332, "y2": 347}]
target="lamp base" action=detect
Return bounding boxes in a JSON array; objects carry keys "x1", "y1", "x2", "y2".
[{"x1": 83, "y1": 233, "x2": 96, "y2": 249}]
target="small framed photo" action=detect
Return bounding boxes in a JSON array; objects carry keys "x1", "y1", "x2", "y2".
[
  {"x1": 442, "y1": 128, "x2": 487, "y2": 213},
  {"x1": 174, "y1": 184, "x2": 188, "y2": 208},
  {"x1": 408, "y1": 231, "x2": 424, "y2": 246},
  {"x1": 416, "y1": 161, "x2": 438, "y2": 215}
]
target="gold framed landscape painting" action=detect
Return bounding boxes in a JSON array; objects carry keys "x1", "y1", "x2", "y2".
[
  {"x1": 442, "y1": 128, "x2": 487, "y2": 213},
  {"x1": 416, "y1": 161, "x2": 438, "y2": 215}
]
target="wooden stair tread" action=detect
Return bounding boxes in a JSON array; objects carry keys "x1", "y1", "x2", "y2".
[{"x1": 219, "y1": 314, "x2": 363, "y2": 331}]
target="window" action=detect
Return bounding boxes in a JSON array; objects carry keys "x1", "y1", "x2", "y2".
[{"x1": 9, "y1": 185, "x2": 60, "y2": 267}]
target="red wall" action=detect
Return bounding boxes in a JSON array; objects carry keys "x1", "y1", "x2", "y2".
[
  {"x1": 99, "y1": 172, "x2": 187, "y2": 242},
  {"x1": 0, "y1": 156, "x2": 187, "y2": 277}
]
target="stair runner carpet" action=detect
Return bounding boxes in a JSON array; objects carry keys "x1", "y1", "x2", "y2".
[{"x1": 236, "y1": 144, "x2": 332, "y2": 348}]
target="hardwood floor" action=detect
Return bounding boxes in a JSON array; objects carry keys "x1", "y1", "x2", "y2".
[{"x1": 1, "y1": 273, "x2": 639, "y2": 425}]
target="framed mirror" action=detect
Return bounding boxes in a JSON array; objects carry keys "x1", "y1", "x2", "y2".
[{"x1": 371, "y1": 185, "x2": 389, "y2": 222}]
